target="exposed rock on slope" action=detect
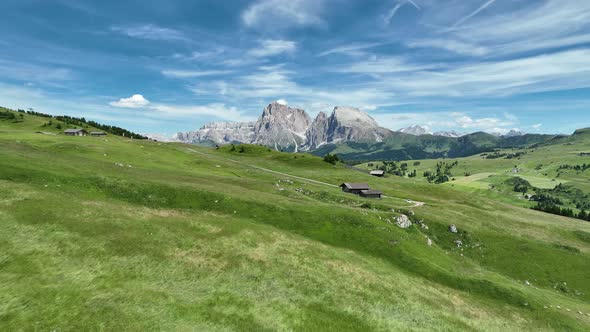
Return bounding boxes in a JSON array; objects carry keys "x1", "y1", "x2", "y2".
[
  {"x1": 253, "y1": 102, "x2": 311, "y2": 152},
  {"x1": 434, "y1": 131, "x2": 464, "y2": 138},
  {"x1": 305, "y1": 111, "x2": 329, "y2": 148},
  {"x1": 322, "y1": 106, "x2": 393, "y2": 145},
  {"x1": 173, "y1": 122, "x2": 255, "y2": 144},
  {"x1": 399, "y1": 125, "x2": 431, "y2": 136}
]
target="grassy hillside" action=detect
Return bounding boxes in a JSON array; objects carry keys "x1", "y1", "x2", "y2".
[
  {"x1": 311, "y1": 131, "x2": 556, "y2": 162},
  {"x1": 1, "y1": 108, "x2": 590, "y2": 331}
]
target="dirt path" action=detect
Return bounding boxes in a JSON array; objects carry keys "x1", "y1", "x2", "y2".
[
  {"x1": 186, "y1": 148, "x2": 338, "y2": 188},
  {"x1": 185, "y1": 147, "x2": 425, "y2": 207}
]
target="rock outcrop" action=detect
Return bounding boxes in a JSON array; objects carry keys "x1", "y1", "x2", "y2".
[
  {"x1": 448, "y1": 224, "x2": 458, "y2": 233},
  {"x1": 395, "y1": 215, "x2": 412, "y2": 229}
]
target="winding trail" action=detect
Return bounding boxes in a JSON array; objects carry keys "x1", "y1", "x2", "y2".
[
  {"x1": 185, "y1": 147, "x2": 425, "y2": 207},
  {"x1": 186, "y1": 148, "x2": 338, "y2": 188}
]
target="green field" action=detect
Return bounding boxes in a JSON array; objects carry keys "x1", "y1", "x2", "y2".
[{"x1": 2, "y1": 109, "x2": 590, "y2": 331}]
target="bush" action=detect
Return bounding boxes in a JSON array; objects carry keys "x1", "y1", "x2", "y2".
[{"x1": 323, "y1": 153, "x2": 340, "y2": 165}]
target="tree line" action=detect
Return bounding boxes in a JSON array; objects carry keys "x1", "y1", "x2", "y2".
[{"x1": 11, "y1": 108, "x2": 148, "y2": 139}]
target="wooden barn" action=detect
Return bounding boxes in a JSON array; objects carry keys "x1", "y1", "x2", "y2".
[
  {"x1": 64, "y1": 129, "x2": 88, "y2": 136},
  {"x1": 90, "y1": 131, "x2": 107, "y2": 136},
  {"x1": 340, "y1": 183, "x2": 370, "y2": 194},
  {"x1": 369, "y1": 170, "x2": 385, "y2": 177},
  {"x1": 360, "y1": 190, "x2": 383, "y2": 199}
]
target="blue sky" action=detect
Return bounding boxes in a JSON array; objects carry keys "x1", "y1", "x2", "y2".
[{"x1": 1, "y1": 0, "x2": 589, "y2": 136}]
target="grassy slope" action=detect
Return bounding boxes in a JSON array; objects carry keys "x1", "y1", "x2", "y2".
[{"x1": 1, "y1": 110, "x2": 590, "y2": 331}]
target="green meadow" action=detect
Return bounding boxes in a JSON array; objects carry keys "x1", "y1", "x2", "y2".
[
  {"x1": 1, "y1": 108, "x2": 590, "y2": 331},
  {"x1": 358, "y1": 134, "x2": 590, "y2": 211}
]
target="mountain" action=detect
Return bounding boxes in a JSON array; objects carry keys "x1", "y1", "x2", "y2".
[
  {"x1": 175, "y1": 102, "x2": 392, "y2": 151},
  {"x1": 487, "y1": 129, "x2": 525, "y2": 137},
  {"x1": 326, "y1": 106, "x2": 389, "y2": 143},
  {"x1": 173, "y1": 122, "x2": 255, "y2": 144},
  {"x1": 144, "y1": 133, "x2": 179, "y2": 142},
  {"x1": 172, "y1": 102, "x2": 558, "y2": 161},
  {"x1": 399, "y1": 125, "x2": 431, "y2": 136},
  {"x1": 433, "y1": 130, "x2": 464, "y2": 138},
  {"x1": 252, "y1": 102, "x2": 310, "y2": 152},
  {"x1": 304, "y1": 111, "x2": 329, "y2": 148}
]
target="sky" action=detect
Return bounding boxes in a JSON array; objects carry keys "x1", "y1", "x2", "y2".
[{"x1": 1, "y1": 0, "x2": 590, "y2": 136}]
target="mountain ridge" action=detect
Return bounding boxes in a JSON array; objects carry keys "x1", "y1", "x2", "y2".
[{"x1": 175, "y1": 101, "x2": 393, "y2": 151}]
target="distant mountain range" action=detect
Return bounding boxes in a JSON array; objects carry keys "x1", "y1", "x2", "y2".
[
  {"x1": 174, "y1": 101, "x2": 392, "y2": 152},
  {"x1": 396, "y1": 125, "x2": 524, "y2": 138},
  {"x1": 172, "y1": 102, "x2": 570, "y2": 161}
]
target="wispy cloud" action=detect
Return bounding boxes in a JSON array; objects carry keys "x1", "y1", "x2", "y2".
[
  {"x1": 372, "y1": 49, "x2": 590, "y2": 97},
  {"x1": 111, "y1": 24, "x2": 186, "y2": 41},
  {"x1": 452, "y1": 0, "x2": 497, "y2": 28},
  {"x1": 247, "y1": 39, "x2": 297, "y2": 57},
  {"x1": 0, "y1": 59, "x2": 73, "y2": 85},
  {"x1": 318, "y1": 42, "x2": 384, "y2": 57},
  {"x1": 161, "y1": 69, "x2": 233, "y2": 78},
  {"x1": 450, "y1": 0, "x2": 590, "y2": 55},
  {"x1": 331, "y1": 56, "x2": 436, "y2": 74},
  {"x1": 242, "y1": 0, "x2": 324, "y2": 29},
  {"x1": 384, "y1": 0, "x2": 421, "y2": 25},
  {"x1": 151, "y1": 103, "x2": 255, "y2": 122},
  {"x1": 407, "y1": 39, "x2": 488, "y2": 56}
]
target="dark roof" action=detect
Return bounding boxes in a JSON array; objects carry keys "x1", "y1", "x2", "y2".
[
  {"x1": 340, "y1": 183, "x2": 370, "y2": 190},
  {"x1": 360, "y1": 190, "x2": 383, "y2": 195},
  {"x1": 64, "y1": 128, "x2": 86, "y2": 133}
]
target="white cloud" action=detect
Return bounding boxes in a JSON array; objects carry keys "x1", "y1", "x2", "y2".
[
  {"x1": 384, "y1": 0, "x2": 421, "y2": 25},
  {"x1": 110, "y1": 94, "x2": 150, "y2": 108},
  {"x1": 0, "y1": 59, "x2": 73, "y2": 85},
  {"x1": 247, "y1": 40, "x2": 297, "y2": 58},
  {"x1": 407, "y1": 39, "x2": 488, "y2": 56},
  {"x1": 111, "y1": 24, "x2": 186, "y2": 41},
  {"x1": 151, "y1": 103, "x2": 254, "y2": 122},
  {"x1": 276, "y1": 99, "x2": 288, "y2": 105},
  {"x1": 373, "y1": 49, "x2": 590, "y2": 97},
  {"x1": 161, "y1": 69, "x2": 233, "y2": 78},
  {"x1": 318, "y1": 42, "x2": 384, "y2": 57},
  {"x1": 372, "y1": 111, "x2": 518, "y2": 133},
  {"x1": 453, "y1": 113, "x2": 515, "y2": 130},
  {"x1": 450, "y1": 0, "x2": 590, "y2": 55},
  {"x1": 331, "y1": 56, "x2": 436, "y2": 74},
  {"x1": 242, "y1": 0, "x2": 323, "y2": 29},
  {"x1": 532, "y1": 123, "x2": 543, "y2": 129}
]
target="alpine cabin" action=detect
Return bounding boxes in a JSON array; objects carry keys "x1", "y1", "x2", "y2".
[
  {"x1": 64, "y1": 129, "x2": 88, "y2": 136},
  {"x1": 340, "y1": 183, "x2": 370, "y2": 194}
]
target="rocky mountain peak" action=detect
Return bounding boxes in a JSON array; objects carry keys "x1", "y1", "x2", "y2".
[
  {"x1": 253, "y1": 102, "x2": 311, "y2": 151},
  {"x1": 174, "y1": 102, "x2": 393, "y2": 151},
  {"x1": 399, "y1": 125, "x2": 432, "y2": 136},
  {"x1": 331, "y1": 106, "x2": 379, "y2": 127}
]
